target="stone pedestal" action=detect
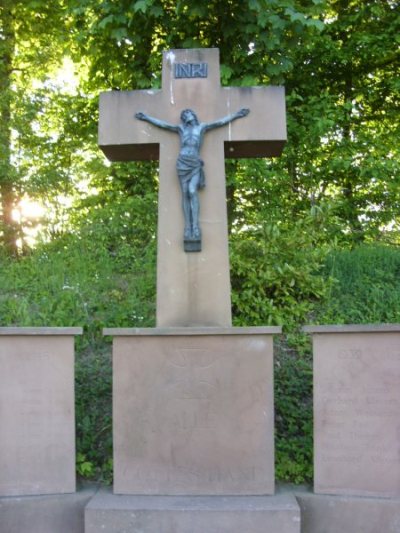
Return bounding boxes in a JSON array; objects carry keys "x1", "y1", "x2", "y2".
[
  {"x1": 99, "y1": 45, "x2": 289, "y2": 532},
  {"x1": 0, "y1": 484, "x2": 96, "y2": 533},
  {"x1": 304, "y1": 324, "x2": 400, "y2": 498},
  {"x1": 0, "y1": 327, "x2": 82, "y2": 497},
  {"x1": 106, "y1": 327, "x2": 279, "y2": 496},
  {"x1": 296, "y1": 487, "x2": 400, "y2": 533},
  {"x1": 85, "y1": 489, "x2": 301, "y2": 533}
]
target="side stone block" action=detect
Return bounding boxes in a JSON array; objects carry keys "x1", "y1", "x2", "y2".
[
  {"x1": 105, "y1": 326, "x2": 280, "y2": 495},
  {"x1": 0, "y1": 484, "x2": 97, "y2": 533},
  {"x1": 304, "y1": 324, "x2": 400, "y2": 498},
  {"x1": 85, "y1": 489, "x2": 301, "y2": 533},
  {"x1": 296, "y1": 488, "x2": 400, "y2": 533},
  {"x1": 0, "y1": 327, "x2": 82, "y2": 497}
]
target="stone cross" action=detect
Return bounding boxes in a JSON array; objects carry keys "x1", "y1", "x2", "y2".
[{"x1": 99, "y1": 48, "x2": 286, "y2": 328}]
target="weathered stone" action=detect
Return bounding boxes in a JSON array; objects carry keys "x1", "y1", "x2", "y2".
[
  {"x1": 106, "y1": 327, "x2": 280, "y2": 495},
  {"x1": 0, "y1": 328, "x2": 82, "y2": 497},
  {"x1": 99, "y1": 48, "x2": 286, "y2": 328},
  {"x1": 304, "y1": 324, "x2": 400, "y2": 497},
  {"x1": 295, "y1": 486, "x2": 400, "y2": 533},
  {"x1": 85, "y1": 488, "x2": 301, "y2": 533},
  {"x1": 0, "y1": 483, "x2": 96, "y2": 533}
]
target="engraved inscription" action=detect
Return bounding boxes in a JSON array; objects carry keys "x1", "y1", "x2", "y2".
[
  {"x1": 171, "y1": 402, "x2": 217, "y2": 430},
  {"x1": 160, "y1": 348, "x2": 221, "y2": 435},
  {"x1": 316, "y1": 340, "x2": 400, "y2": 493},
  {"x1": 166, "y1": 348, "x2": 215, "y2": 368},
  {"x1": 168, "y1": 379, "x2": 217, "y2": 400},
  {"x1": 174, "y1": 62, "x2": 208, "y2": 78},
  {"x1": 130, "y1": 464, "x2": 257, "y2": 486}
]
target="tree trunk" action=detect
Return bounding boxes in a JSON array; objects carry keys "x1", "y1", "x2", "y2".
[
  {"x1": 0, "y1": 0, "x2": 18, "y2": 255},
  {"x1": 338, "y1": 2, "x2": 364, "y2": 246}
]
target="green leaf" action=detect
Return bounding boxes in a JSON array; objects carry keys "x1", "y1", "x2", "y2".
[
  {"x1": 111, "y1": 27, "x2": 128, "y2": 41},
  {"x1": 133, "y1": 0, "x2": 150, "y2": 14},
  {"x1": 249, "y1": 0, "x2": 261, "y2": 10},
  {"x1": 98, "y1": 14, "x2": 115, "y2": 29},
  {"x1": 306, "y1": 18, "x2": 325, "y2": 31},
  {"x1": 240, "y1": 74, "x2": 258, "y2": 87},
  {"x1": 220, "y1": 64, "x2": 234, "y2": 84}
]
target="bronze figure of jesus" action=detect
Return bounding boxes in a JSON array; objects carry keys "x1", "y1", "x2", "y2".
[{"x1": 135, "y1": 107, "x2": 250, "y2": 252}]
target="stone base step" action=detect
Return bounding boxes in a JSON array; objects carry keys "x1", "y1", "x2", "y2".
[
  {"x1": 0, "y1": 485, "x2": 96, "y2": 533},
  {"x1": 4, "y1": 484, "x2": 399, "y2": 532},
  {"x1": 85, "y1": 489, "x2": 301, "y2": 533},
  {"x1": 295, "y1": 488, "x2": 400, "y2": 533}
]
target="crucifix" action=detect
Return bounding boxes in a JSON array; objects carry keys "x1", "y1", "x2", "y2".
[
  {"x1": 135, "y1": 106, "x2": 250, "y2": 252},
  {"x1": 99, "y1": 48, "x2": 286, "y2": 328}
]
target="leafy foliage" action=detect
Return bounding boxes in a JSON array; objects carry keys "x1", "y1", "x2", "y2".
[
  {"x1": 75, "y1": 345, "x2": 113, "y2": 481},
  {"x1": 275, "y1": 338, "x2": 313, "y2": 483},
  {"x1": 230, "y1": 214, "x2": 330, "y2": 329},
  {"x1": 0, "y1": 204, "x2": 156, "y2": 334},
  {"x1": 0, "y1": 0, "x2": 73, "y2": 252}
]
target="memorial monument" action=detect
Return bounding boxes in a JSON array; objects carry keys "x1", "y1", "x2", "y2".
[{"x1": 86, "y1": 48, "x2": 302, "y2": 532}]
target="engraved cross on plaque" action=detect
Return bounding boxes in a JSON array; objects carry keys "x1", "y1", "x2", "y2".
[{"x1": 99, "y1": 48, "x2": 286, "y2": 328}]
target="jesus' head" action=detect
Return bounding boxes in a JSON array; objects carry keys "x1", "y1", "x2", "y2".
[{"x1": 180, "y1": 109, "x2": 199, "y2": 125}]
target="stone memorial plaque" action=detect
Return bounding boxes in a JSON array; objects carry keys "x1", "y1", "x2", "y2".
[
  {"x1": 108, "y1": 327, "x2": 279, "y2": 495},
  {"x1": 0, "y1": 328, "x2": 81, "y2": 497},
  {"x1": 305, "y1": 325, "x2": 400, "y2": 497}
]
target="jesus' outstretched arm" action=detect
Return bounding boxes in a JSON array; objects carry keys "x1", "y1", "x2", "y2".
[
  {"x1": 203, "y1": 108, "x2": 250, "y2": 132},
  {"x1": 135, "y1": 112, "x2": 179, "y2": 132}
]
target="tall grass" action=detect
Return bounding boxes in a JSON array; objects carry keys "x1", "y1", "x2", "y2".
[{"x1": 319, "y1": 244, "x2": 400, "y2": 324}]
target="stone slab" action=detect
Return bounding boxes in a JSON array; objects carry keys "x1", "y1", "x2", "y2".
[
  {"x1": 296, "y1": 488, "x2": 400, "y2": 533},
  {"x1": 0, "y1": 332, "x2": 80, "y2": 496},
  {"x1": 111, "y1": 329, "x2": 277, "y2": 495},
  {"x1": 0, "y1": 327, "x2": 83, "y2": 335},
  {"x1": 85, "y1": 489, "x2": 301, "y2": 533},
  {"x1": 306, "y1": 327, "x2": 400, "y2": 497},
  {"x1": 105, "y1": 326, "x2": 282, "y2": 336},
  {"x1": 303, "y1": 324, "x2": 400, "y2": 333},
  {"x1": 0, "y1": 484, "x2": 96, "y2": 533}
]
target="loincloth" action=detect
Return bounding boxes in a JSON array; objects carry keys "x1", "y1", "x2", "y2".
[{"x1": 177, "y1": 154, "x2": 205, "y2": 188}]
